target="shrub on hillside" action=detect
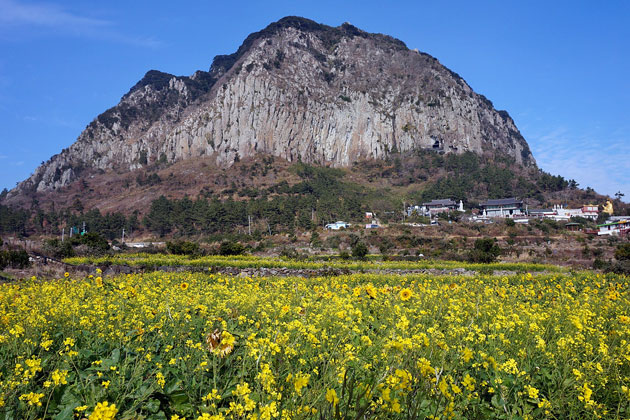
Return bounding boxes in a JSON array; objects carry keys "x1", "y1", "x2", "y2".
[
  {"x1": 605, "y1": 243, "x2": 630, "y2": 275},
  {"x1": 467, "y1": 238, "x2": 502, "y2": 263},
  {"x1": 44, "y1": 233, "x2": 110, "y2": 258},
  {"x1": 615, "y1": 243, "x2": 630, "y2": 261},
  {"x1": 352, "y1": 241, "x2": 368, "y2": 259},
  {"x1": 166, "y1": 240, "x2": 201, "y2": 256},
  {"x1": 0, "y1": 249, "x2": 30, "y2": 270},
  {"x1": 219, "y1": 241, "x2": 246, "y2": 256},
  {"x1": 44, "y1": 239, "x2": 76, "y2": 259},
  {"x1": 77, "y1": 232, "x2": 110, "y2": 255}
]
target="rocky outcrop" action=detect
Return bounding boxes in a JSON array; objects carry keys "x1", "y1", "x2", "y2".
[{"x1": 10, "y1": 16, "x2": 535, "y2": 196}]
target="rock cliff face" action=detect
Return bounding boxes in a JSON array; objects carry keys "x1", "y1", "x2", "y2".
[{"x1": 12, "y1": 16, "x2": 535, "y2": 195}]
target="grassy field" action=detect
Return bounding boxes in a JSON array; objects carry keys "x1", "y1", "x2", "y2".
[
  {"x1": 1, "y1": 266, "x2": 629, "y2": 419},
  {"x1": 63, "y1": 254, "x2": 564, "y2": 274}
]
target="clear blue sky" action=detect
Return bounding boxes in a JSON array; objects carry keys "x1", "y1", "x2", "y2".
[{"x1": 0, "y1": 0, "x2": 628, "y2": 199}]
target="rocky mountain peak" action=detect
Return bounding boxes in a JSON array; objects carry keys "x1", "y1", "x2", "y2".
[{"x1": 8, "y1": 16, "x2": 535, "y2": 198}]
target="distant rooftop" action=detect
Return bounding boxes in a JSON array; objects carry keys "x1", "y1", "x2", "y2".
[
  {"x1": 480, "y1": 198, "x2": 523, "y2": 206},
  {"x1": 423, "y1": 199, "x2": 457, "y2": 206}
]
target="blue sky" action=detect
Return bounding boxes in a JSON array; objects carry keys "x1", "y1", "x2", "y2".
[{"x1": 0, "y1": 0, "x2": 628, "y2": 199}]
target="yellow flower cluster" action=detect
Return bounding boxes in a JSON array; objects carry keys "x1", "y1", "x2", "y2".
[
  {"x1": 64, "y1": 253, "x2": 562, "y2": 273},
  {"x1": 0, "y1": 268, "x2": 628, "y2": 418},
  {"x1": 89, "y1": 401, "x2": 118, "y2": 420}
]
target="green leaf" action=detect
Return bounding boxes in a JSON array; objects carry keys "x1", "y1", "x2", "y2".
[
  {"x1": 146, "y1": 399, "x2": 160, "y2": 414},
  {"x1": 54, "y1": 403, "x2": 80, "y2": 420}
]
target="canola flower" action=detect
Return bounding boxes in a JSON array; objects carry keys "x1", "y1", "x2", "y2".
[
  {"x1": 63, "y1": 253, "x2": 563, "y2": 273},
  {"x1": 0, "y1": 269, "x2": 628, "y2": 419},
  {"x1": 89, "y1": 401, "x2": 118, "y2": 420}
]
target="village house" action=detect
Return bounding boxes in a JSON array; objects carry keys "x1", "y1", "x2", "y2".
[
  {"x1": 407, "y1": 199, "x2": 463, "y2": 217},
  {"x1": 527, "y1": 208, "x2": 555, "y2": 219},
  {"x1": 580, "y1": 205, "x2": 600, "y2": 220},
  {"x1": 596, "y1": 219, "x2": 630, "y2": 236},
  {"x1": 479, "y1": 198, "x2": 525, "y2": 218},
  {"x1": 546, "y1": 204, "x2": 599, "y2": 221},
  {"x1": 528, "y1": 204, "x2": 599, "y2": 221},
  {"x1": 325, "y1": 221, "x2": 349, "y2": 230}
]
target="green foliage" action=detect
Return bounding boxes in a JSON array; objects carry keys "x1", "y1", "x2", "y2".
[
  {"x1": 136, "y1": 172, "x2": 162, "y2": 186},
  {"x1": 44, "y1": 233, "x2": 110, "y2": 258},
  {"x1": 593, "y1": 258, "x2": 607, "y2": 270},
  {"x1": 41, "y1": 209, "x2": 139, "y2": 241},
  {"x1": 0, "y1": 248, "x2": 30, "y2": 270},
  {"x1": 144, "y1": 196, "x2": 175, "y2": 236},
  {"x1": 615, "y1": 243, "x2": 630, "y2": 261},
  {"x1": 410, "y1": 150, "x2": 569, "y2": 203},
  {"x1": 138, "y1": 150, "x2": 148, "y2": 165},
  {"x1": 44, "y1": 239, "x2": 75, "y2": 259},
  {"x1": 351, "y1": 241, "x2": 368, "y2": 259},
  {"x1": 605, "y1": 260, "x2": 630, "y2": 275},
  {"x1": 166, "y1": 240, "x2": 201, "y2": 256},
  {"x1": 0, "y1": 204, "x2": 29, "y2": 235},
  {"x1": 143, "y1": 164, "x2": 367, "y2": 237},
  {"x1": 468, "y1": 238, "x2": 502, "y2": 263},
  {"x1": 377, "y1": 237, "x2": 394, "y2": 255},
  {"x1": 310, "y1": 231, "x2": 322, "y2": 248},
  {"x1": 537, "y1": 172, "x2": 569, "y2": 192},
  {"x1": 218, "y1": 241, "x2": 246, "y2": 256},
  {"x1": 279, "y1": 247, "x2": 299, "y2": 259},
  {"x1": 73, "y1": 232, "x2": 111, "y2": 256},
  {"x1": 569, "y1": 216, "x2": 592, "y2": 226},
  {"x1": 65, "y1": 253, "x2": 564, "y2": 273}
]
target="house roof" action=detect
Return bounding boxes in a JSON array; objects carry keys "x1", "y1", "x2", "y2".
[
  {"x1": 480, "y1": 198, "x2": 523, "y2": 207},
  {"x1": 528, "y1": 208, "x2": 552, "y2": 213},
  {"x1": 597, "y1": 220, "x2": 629, "y2": 228},
  {"x1": 422, "y1": 199, "x2": 457, "y2": 207}
]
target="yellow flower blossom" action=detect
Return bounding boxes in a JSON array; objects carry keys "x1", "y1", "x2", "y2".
[
  {"x1": 326, "y1": 388, "x2": 339, "y2": 406},
  {"x1": 89, "y1": 401, "x2": 118, "y2": 420},
  {"x1": 19, "y1": 392, "x2": 44, "y2": 406}
]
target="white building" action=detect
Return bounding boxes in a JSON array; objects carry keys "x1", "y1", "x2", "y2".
[
  {"x1": 479, "y1": 198, "x2": 525, "y2": 218},
  {"x1": 325, "y1": 221, "x2": 349, "y2": 230},
  {"x1": 529, "y1": 204, "x2": 599, "y2": 221},
  {"x1": 597, "y1": 219, "x2": 629, "y2": 236},
  {"x1": 548, "y1": 204, "x2": 599, "y2": 221},
  {"x1": 407, "y1": 199, "x2": 463, "y2": 217}
]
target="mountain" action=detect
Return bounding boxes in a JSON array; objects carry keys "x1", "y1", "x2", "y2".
[{"x1": 8, "y1": 16, "x2": 535, "y2": 202}]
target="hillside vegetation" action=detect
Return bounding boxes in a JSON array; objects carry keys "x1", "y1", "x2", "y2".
[{"x1": 2, "y1": 151, "x2": 618, "y2": 239}]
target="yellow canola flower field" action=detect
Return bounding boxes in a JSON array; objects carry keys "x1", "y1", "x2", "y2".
[
  {"x1": 0, "y1": 270, "x2": 629, "y2": 419},
  {"x1": 64, "y1": 253, "x2": 563, "y2": 273}
]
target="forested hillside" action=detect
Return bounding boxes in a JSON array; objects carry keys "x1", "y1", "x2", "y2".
[{"x1": 1, "y1": 150, "x2": 624, "y2": 239}]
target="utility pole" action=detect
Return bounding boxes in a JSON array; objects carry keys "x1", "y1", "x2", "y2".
[
  {"x1": 122, "y1": 228, "x2": 125, "y2": 244},
  {"x1": 62, "y1": 227, "x2": 65, "y2": 242},
  {"x1": 248, "y1": 215, "x2": 252, "y2": 235}
]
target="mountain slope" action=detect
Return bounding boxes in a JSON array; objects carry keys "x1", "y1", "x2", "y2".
[{"x1": 9, "y1": 16, "x2": 534, "y2": 199}]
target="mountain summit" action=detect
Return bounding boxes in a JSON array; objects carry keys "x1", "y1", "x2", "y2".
[{"x1": 12, "y1": 16, "x2": 535, "y2": 196}]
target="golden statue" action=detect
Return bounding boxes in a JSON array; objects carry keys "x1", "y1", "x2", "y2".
[{"x1": 602, "y1": 200, "x2": 614, "y2": 215}]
